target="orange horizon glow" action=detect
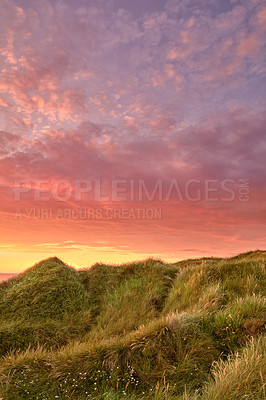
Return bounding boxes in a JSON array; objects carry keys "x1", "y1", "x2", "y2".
[{"x1": 2, "y1": 247, "x2": 266, "y2": 274}]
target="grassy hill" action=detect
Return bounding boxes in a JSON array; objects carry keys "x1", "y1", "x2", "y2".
[{"x1": 0, "y1": 251, "x2": 265, "y2": 399}]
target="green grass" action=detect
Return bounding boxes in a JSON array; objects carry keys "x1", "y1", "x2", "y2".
[
  {"x1": 199, "y1": 336, "x2": 266, "y2": 400},
  {"x1": 0, "y1": 251, "x2": 265, "y2": 399},
  {"x1": 0, "y1": 257, "x2": 91, "y2": 321}
]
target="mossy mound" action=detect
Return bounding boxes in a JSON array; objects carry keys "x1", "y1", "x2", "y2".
[{"x1": 0, "y1": 257, "x2": 90, "y2": 321}]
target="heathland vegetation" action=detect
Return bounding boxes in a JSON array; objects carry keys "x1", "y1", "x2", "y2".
[{"x1": 0, "y1": 251, "x2": 265, "y2": 399}]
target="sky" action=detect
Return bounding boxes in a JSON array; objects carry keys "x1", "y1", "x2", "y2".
[{"x1": 0, "y1": 0, "x2": 266, "y2": 272}]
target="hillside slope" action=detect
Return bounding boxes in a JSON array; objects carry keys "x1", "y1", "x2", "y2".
[{"x1": 0, "y1": 251, "x2": 265, "y2": 399}]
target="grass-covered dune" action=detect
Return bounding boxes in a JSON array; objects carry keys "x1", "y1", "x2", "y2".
[{"x1": 0, "y1": 251, "x2": 265, "y2": 399}]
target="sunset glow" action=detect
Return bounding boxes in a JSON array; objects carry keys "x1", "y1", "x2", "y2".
[{"x1": 0, "y1": 0, "x2": 266, "y2": 272}]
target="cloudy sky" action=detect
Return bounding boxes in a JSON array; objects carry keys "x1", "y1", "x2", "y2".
[{"x1": 0, "y1": 0, "x2": 266, "y2": 271}]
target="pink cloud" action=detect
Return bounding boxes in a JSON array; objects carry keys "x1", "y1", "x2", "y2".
[
  {"x1": 0, "y1": 107, "x2": 265, "y2": 207},
  {"x1": 257, "y1": 6, "x2": 266, "y2": 27},
  {"x1": 237, "y1": 33, "x2": 261, "y2": 57},
  {"x1": 0, "y1": 96, "x2": 9, "y2": 107}
]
